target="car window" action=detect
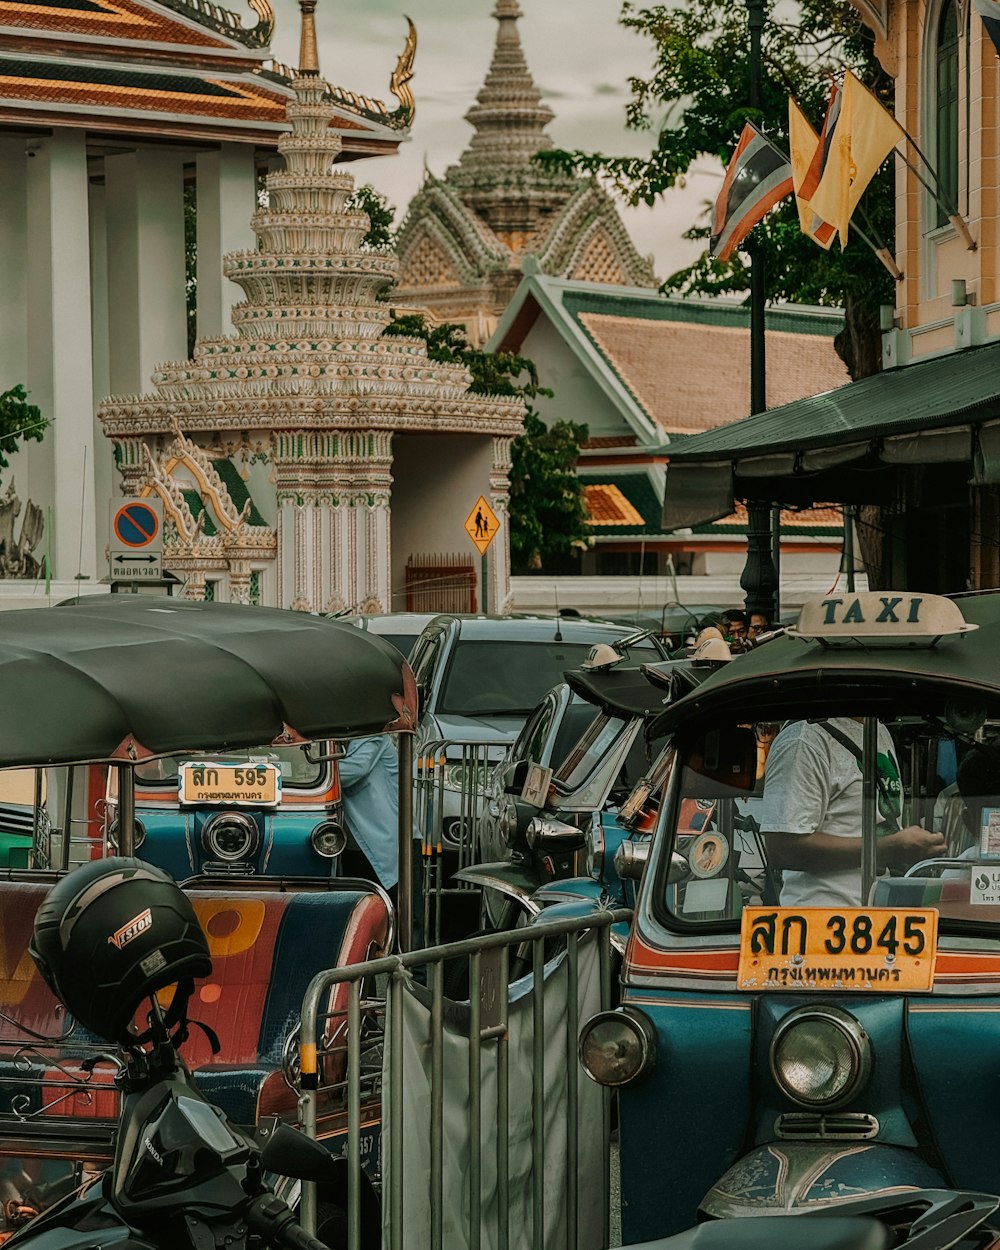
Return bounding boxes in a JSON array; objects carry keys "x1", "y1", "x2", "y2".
[
  {"x1": 410, "y1": 630, "x2": 445, "y2": 688},
  {"x1": 135, "y1": 744, "x2": 328, "y2": 789},
  {"x1": 550, "y1": 701, "x2": 604, "y2": 772},
  {"x1": 438, "y1": 641, "x2": 602, "y2": 717},
  {"x1": 513, "y1": 697, "x2": 558, "y2": 765}
]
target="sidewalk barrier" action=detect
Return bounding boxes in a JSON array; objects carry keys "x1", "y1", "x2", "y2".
[
  {"x1": 298, "y1": 908, "x2": 630, "y2": 1250},
  {"x1": 413, "y1": 739, "x2": 509, "y2": 944}
]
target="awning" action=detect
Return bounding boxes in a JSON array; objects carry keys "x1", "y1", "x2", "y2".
[{"x1": 659, "y1": 340, "x2": 1000, "y2": 528}]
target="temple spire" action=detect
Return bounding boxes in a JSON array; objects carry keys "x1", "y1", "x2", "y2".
[
  {"x1": 457, "y1": 0, "x2": 555, "y2": 173},
  {"x1": 298, "y1": 0, "x2": 320, "y2": 76}
]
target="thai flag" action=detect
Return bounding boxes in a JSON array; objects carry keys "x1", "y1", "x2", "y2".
[{"x1": 710, "y1": 124, "x2": 794, "y2": 262}]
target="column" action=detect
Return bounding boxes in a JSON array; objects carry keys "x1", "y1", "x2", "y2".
[
  {"x1": 196, "y1": 144, "x2": 259, "y2": 339},
  {"x1": 489, "y1": 435, "x2": 514, "y2": 615},
  {"x1": 105, "y1": 149, "x2": 187, "y2": 396},
  {"x1": 26, "y1": 129, "x2": 97, "y2": 580}
]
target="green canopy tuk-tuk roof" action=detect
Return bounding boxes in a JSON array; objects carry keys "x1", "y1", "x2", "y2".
[
  {"x1": 0, "y1": 598, "x2": 417, "y2": 768},
  {"x1": 649, "y1": 592, "x2": 1000, "y2": 737}
]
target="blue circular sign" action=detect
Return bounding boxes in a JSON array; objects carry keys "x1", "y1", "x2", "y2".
[{"x1": 113, "y1": 502, "x2": 160, "y2": 548}]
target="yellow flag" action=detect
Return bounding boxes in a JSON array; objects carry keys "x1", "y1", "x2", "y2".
[
  {"x1": 810, "y1": 71, "x2": 904, "y2": 248},
  {"x1": 788, "y1": 98, "x2": 836, "y2": 250}
]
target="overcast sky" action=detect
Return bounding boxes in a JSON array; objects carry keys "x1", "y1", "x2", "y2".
[{"x1": 268, "y1": 0, "x2": 722, "y2": 281}]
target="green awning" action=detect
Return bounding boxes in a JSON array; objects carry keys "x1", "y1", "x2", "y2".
[{"x1": 660, "y1": 341, "x2": 1000, "y2": 527}]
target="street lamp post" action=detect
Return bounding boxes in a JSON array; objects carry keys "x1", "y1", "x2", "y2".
[{"x1": 740, "y1": 0, "x2": 780, "y2": 622}]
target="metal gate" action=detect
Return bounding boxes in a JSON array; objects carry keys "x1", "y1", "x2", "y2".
[
  {"x1": 297, "y1": 909, "x2": 629, "y2": 1250},
  {"x1": 405, "y1": 554, "x2": 477, "y2": 613}
]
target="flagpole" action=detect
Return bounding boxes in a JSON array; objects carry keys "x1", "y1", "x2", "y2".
[{"x1": 741, "y1": 0, "x2": 780, "y2": 623}]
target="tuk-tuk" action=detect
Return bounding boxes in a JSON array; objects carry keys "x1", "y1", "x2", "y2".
[
  {"x1": 0, "y1": 598, "x2": 416, "y2": 1239},
  {"x1": 578, "y1": 591, "x2": 1000, "y2": 1243}
]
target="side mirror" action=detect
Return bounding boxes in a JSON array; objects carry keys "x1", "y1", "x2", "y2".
[
  {"x1": 503, "y1": 758, "x2": 530, "y2": 796},
  {"x1": 526, "y1": 815, "x2": 586, "y2": 853},
  {"x1": 259, "y1": 1121, "x2": 340, "y2": 1184},
  {"x1": 416, "y1": 683, "x2": 427, "y2": 720}
]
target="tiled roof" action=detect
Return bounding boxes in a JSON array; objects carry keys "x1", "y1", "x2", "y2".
[
  {"x1": 581, "y1": 435, "x2": 637, "y2": 449},
  {"x1": 1, "y1": 0, "x2": 238, "y2": 49},
  {"x1": 580, "y1": 472, "x2": 663, "y2": 537},
  {"x1": 0, "y1": 57, "x2": 289, "y2": 121},
  {"x1": 577, "y1": 311, "x2": 849, "y2": 434},
  {"x1": 692, "y1": 503, "x2": 844, "y2": 537}
]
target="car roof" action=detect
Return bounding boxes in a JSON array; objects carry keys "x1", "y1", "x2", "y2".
[
  {"x1": 337, "y1": 613, "x2": 438, "y2": 635},
  {"x1": 420, "y1": 614, "x2": 666, "y2": 645}
]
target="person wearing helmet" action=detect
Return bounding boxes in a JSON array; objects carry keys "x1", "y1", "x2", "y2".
[{"x1": 30, "y1": 857, "x2": 211, "y2": 1047}]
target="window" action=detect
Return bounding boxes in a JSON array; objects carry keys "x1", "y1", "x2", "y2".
[
  {"x1": 935, "y1": 0, "x2": 959, "y2": 227},
  {"x1": 204, "y1": 580, "x2": 217, "y2": 602},
  {"x1": 249, "y1": 570, "x2": 261, "y2": 606}
]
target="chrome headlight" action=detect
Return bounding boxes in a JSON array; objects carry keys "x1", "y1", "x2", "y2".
[
  {"x1": 586, "y1": 815, "x2": 605, "y2": 878},
  {"x1": 443, "y1": 761, "x2": 490, "y2": 794},
  {"x1": 579, "y1": 1009, "x2": 656, "y2": 1087},
  {"x1": 108, "y1": 818, "x2": 146, "y2": 851},
  {"x1": 202, "y1": 812, "x2": 259, "y2": 862},
  {"x1": 770, "y1": 1006, "x2": 871, "y2": 1108},
  {"x1": 310, "y1": 820, "x2": 346, "y2": 858}
]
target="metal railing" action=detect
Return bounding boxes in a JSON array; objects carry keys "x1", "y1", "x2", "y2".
[
  {"x1": 298, "y1": 908, "x2": 630, "y2": 1250},
  {"x1": 414, "y1": 738, "x2": 509, "y2": 945}
]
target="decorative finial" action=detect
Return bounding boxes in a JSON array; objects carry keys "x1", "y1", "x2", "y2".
[
  {"x1": 389, "y1": 16, "x2": 417, "y2": 120},
  {"x1": 298, "y1": 0, "x2": 320, "y2": 75}
]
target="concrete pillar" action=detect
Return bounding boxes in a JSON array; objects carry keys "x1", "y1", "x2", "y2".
[
  {"x1": 196, "y1": 144, "x2": 259, "y2": 339},
  {"x1": 0, "y1": 138, "x2": 28, "y2": 397},
  {"x1": 105, "y1": 149, "x2": 187, "y2": 396},
  {"x1": 26, "y1": 129, "x2": 97, "y2": 580}
]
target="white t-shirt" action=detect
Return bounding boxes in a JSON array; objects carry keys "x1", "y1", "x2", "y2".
[{"x1": 759, "y1": 718, "x2": 900, "y2": 908}]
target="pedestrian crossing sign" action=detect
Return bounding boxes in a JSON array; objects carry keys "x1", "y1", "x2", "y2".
[{"x1": 464, "y1": 495, "x2": 499, "y2": 556}]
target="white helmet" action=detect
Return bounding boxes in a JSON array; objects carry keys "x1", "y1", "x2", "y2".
[{"x1": 581, "y1": 642, "x2": 625, "y2": 672}]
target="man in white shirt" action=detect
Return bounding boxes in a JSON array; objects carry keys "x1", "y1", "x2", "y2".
[{"x1": 760, "y1": 717, "x2": 947, "y2": 907}]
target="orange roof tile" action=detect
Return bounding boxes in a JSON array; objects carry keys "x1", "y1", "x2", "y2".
[
  {"x1": 577, "y1": 313, "x2": 850, "y2": 434},
  {"x1": 583, "y1": 484, "x2": 646, "y2": 527}
]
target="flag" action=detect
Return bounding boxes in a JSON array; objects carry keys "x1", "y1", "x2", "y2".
[
  {"x1": 799, "y1": 81, "x2": 841, "y2": 201},
  {"x1": 974, "y1": 0, "x2": 1000, "y2": 56},
  {"x1": 710, "y1": 123, "x2": 794, "y2": 262},
  {"x1": 810, "y1": 71, "x2": 904, "y2": 248},
  {"x1": 788, "y1": 98, "x2": 837, "y2": 249}
]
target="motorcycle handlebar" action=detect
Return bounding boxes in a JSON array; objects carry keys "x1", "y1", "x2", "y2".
[{"x1": 245, "y1": 1192, "x2": 330, "y2": 1250}]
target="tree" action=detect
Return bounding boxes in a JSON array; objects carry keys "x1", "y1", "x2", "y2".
[
  {"x1": 383, "y1": 315, "x2": 591, "y2": 570},
  {"x1": 536, "y1": 0, "x2": 893, "y2": 379},
  {"x1": 0, "y1": 385, "x2": 47, "y2": 479},
  {"x1": 346, "y1": 184, "x2": 396, "y2": 251}
]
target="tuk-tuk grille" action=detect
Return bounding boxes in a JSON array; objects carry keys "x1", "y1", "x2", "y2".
[{"x1": 775, "y1": 1112, "x2": 879, "y2": 1141}]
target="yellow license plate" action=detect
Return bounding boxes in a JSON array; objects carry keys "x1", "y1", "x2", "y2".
[
  {"x1": 178, "y1": 762, "x2": 281, "y2": 807},
  {"x1": 738, "y1": 907, "x2": 938, "y2": 992}
]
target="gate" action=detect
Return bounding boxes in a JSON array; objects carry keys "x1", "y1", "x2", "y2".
[
  {"x1": 297, "y1": 910, "x2": 628, "y2": 1250},
  {"x1": 405, "y1": 554, "x2": 477, "y2": 613}
]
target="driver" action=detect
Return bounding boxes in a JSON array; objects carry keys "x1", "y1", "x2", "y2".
[{"x1": 760, "y1": 717, "x2": 947, "y2": 907}]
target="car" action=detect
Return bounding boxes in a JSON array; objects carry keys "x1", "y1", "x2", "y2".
[
  {"x1": 336, "y1": 611, "x2": 439, "y2": 660},
  {"x1": 410, "y1": 615, "x2": 669, "y2": 855}
]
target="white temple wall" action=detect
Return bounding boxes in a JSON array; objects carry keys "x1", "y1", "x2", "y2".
[
  {"x1": 89, "y1": 180, "x2": 113, "y2": 568},
  {"x1": 105, "y1": 149, "x2": 187, "y2": 396},
  {"x1": 196, "y1": 145, "x2": 259, "y2": 339},
  {"x1": 390, "y1": 434, "x2": 497, "y2": 610},
  {"x1": 0, "y1": 138, "x2": 28, "y2": 396}
]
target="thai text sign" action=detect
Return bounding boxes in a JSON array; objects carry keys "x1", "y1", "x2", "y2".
[
  {"x1": 178, "y1": 762, "x2": 281, "y2": 807},
  {"x1": 737, "y1": 906, "x2": 938, "y2": 992}
]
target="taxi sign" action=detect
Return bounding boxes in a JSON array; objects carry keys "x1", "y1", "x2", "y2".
[
  {"x1": 464, "y1": 495, "x2": 499, "y2": 556},
  {"x1": 737, "y1": 906, "x2": 938, "y2": 992},
  {"x1": 178, "y1": 761, "x2": 281, "y2": 807},
  {"x1": 789, "y1": 592, "x2": 976, "y2": 642}
]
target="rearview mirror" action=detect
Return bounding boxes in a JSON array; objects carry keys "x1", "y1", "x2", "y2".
[
  {"x1": 259, "y1": 1121, "x2": 340, "y2": 1184},
  {"x1": 503, "y1": 758, "x2": 530, "y2": 796},
  {"x1": 683, "y1": 727, "x2": 756, "y2": 795}
]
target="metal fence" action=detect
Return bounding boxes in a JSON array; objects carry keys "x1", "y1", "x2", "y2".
[
  {"x1": 297, "y1": 908, "x2": 630, "y2": 1250},
  {"x1": 414, "y1": 738, "x2": 509, "y2": 945}
]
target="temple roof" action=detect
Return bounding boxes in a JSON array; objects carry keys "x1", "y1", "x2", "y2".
[{"x1": 0, "y1": 0, "x2": 411, "y2": 150}]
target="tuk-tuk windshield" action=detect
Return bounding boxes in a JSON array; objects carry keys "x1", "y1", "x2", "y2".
[
  {"x1": 135, "y1": 744, "x2": 328, "y2": 790},
  {"x1": 657, "y1": 712, "x2": 1000, "y2": 933}
]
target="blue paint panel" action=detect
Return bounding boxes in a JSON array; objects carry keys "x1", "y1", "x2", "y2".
[
  {"x1": 619, "y1": 993, "x2": 752, "y2": 1241},
  {"x1": 139, "y1": 807, "x2": 331, "y2": 879},
  {"x1": 258, "y1": 891, "x2": 368, "y2": 1061},
  {"x1": 907, "y1": 1003, "x2": 1000, "y2": 1191}
]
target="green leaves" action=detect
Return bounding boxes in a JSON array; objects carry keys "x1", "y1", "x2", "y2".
[{"x1": 0, "y1": 385, "x2": 47, "y2": 476}]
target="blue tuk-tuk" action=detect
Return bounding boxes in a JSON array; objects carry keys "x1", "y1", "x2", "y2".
[{"x1": 578, "y1": 591, "x2": 1000, "y2": 1243}]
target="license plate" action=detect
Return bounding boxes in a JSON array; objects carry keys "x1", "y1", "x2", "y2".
[
  {"x1": 738, "y1": 907, "x2": 938, "y2": 992},
  {"x1": 178, "y1": 762, "x2": 281, "y2": 807}
]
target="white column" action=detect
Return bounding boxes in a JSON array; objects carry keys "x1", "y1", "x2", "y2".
[
  {"x1": 26, "y1": 129, "x2": 97, "y2": 580},
  {"x1": 0, "y1": 138, "x2": 28, "y2": 394},
  {"x1": 196, "y1": 144, "x2": 258, "y2": 339},
  {"x1": 105, "y1": 150, "x2": 187, "y2": 396}
]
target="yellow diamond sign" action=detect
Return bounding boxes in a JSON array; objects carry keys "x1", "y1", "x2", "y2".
[{"x1": 464, "y1": 495, "x2": 499, "y2": 556}]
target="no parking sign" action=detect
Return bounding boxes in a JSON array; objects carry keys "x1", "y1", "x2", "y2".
[{"x1": 109, "y1": 498, "x2": 163, "y2": 581}]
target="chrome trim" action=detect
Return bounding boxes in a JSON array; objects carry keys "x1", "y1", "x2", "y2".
[
  {"x1": 770, "y1": 1005, "x2": 872, "y2": 1109},
  {"x1": 775, "y1": 1112, "x2": 879, "y2": 1141},
  {"x1": 202, "y1": 811, "x2": 259, "y2": 862}
]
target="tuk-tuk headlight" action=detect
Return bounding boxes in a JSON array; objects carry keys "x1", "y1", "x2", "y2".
[
  {"x1": 578, "y1": 1009, "x2": 656, "y2": 1087},
  {"x1": 770, "y1": 1006, "x2": 871, "y2": 1108},
  {"x1": 203, "y1": 812, "x2": 259, "y2": 862},
  {"x1": 310, "y1": 820, "x2": 346, "y2": 858}
]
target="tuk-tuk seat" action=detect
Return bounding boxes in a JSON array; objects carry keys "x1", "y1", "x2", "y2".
[
  {"x1": 2, "y1": 884, "x2": 390, "y2": 1132},
  {"x1": 870, "y1": 875, "x2": 968, "y2": 907}
]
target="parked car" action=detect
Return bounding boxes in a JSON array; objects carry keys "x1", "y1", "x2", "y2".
[
  {"x1": 338, "y1": 611, "x2": 439, "y2": 660},
  {"x1": 409, "y1": 614, "x2": 669, "y2": 852}
]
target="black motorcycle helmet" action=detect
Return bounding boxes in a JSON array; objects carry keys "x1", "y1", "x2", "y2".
[{"x1": 30, "y1": 857, "x2": 212, "y2": 1046}]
